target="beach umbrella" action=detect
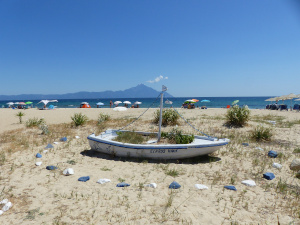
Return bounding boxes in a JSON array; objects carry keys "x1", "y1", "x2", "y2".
[
  {"x1": 192, "y1": 99, "x2": 199, "y2": 102},
  {"x1": 113, "y1": 106, "x2": 127, "y2": 112},
  {"x1": 184, "y1": 99, "x2": 196, "y2": 103},
  {"x1": 96, "y1": 102, "x2": 104, "y2": 106},
  {"x1": 265, "y1": 97, "x2": 277, "y2": 102},
  {"x1": 18, "y1": 102, "x2": 26, "y2": 105},
  {"x1": 123, "y1": 101, "x2": 131, "y2": 104},
  {"x1": 6, "y1": 102, "x2": 14, "y2": 105},
  {"x1": 232, "y1": 100, "x2": 239, "y2": 105},
  {"x1": 14, "y1": 102, "x2": 20, "y2": 105},
  {"x1": 38, "y1": 100, "x2": 58, "y2": 106},
  {"x1": 114, "y1": 101, "x2": 122, "y2": 105},
  {"x1": 25, "y1": 101, "x2": 33, "y2": 104},
  {"x1": 134, "y1": 101, "x2": 142, "y2": 104},
  {"x1": 201, "y1": 99, "x2": 210, "y2": 103},
  {"x1": 165, "y1": 100, "x2": 173, "y2": 104}
]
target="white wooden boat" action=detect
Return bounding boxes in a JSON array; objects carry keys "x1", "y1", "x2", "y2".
[
  {"x1": 87, "y1": 129, "x2": 229, "y2": 159},
  {"x1": 87, "y1": 85, "x2": 230, "y2": 159}
]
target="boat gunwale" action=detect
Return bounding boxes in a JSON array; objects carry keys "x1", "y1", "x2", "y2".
[{"x1": 87, "y1": 130, "x2": 229, "y2": 150}]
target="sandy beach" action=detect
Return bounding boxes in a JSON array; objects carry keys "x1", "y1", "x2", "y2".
[{"x1": 0, "y1": 107, "x2": 299, "y2": 224}]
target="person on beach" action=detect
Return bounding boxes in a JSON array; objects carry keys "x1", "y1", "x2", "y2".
[{"x1": 110, "y1": 100, "x2": 113, "y2": 108}]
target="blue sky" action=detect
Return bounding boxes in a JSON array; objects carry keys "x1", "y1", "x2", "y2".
[{"x1": 1, "y1": 0, "x2": 300, "y2": 97}]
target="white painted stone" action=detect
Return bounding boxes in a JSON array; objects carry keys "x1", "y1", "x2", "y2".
[
  {"x1": 255, "y1": 147, "x2": 264, "y2": 151},
  {"x1": 53, "y1": 142, "x2": 59, "y2": 145},
  {"x1": 97, "y1": 179, "x2": 111, "y2": 184},
  {"x1": 75, "y1": 136, "x2": 80, "y2": 139},
  {"x1": 35, "y1": 162, "x2": 42, "y2": 166},
  {"x1": 0, "y1": 210, "x2": 3, "y2": 215},
  {"x1": 144, "y1": 183, "x2": 157, "y2": 188},
  {"x1": 2, "y1": 202, "x2": 12, "y2": 212},
  {"x1": 241, "y1": 180, "x2": 256, "y2": 187},
  {"x1": 0, "y1": 199, "x2": 8, "y2": 204},
  {"x1": 43, "y1": 150, "x2": 48, "y2": 153},
  {"x1": 272, "y1": 162, "x2": 282, "y2": 169},
  {"x1": 63, "y1": 168, "x2": 74, "y2": 176},
  {"x1": 195, "y1": 184, "x2": 209, "y2": 190}
]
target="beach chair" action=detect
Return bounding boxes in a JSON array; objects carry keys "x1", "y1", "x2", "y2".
[
  {"x1": 279, "y1": 104, "x2": 288, "y2": 111},
  {"x1": 226, "y1": 105, "x2": 230, "y2": 108},
  {"x1": 293, "y1": 104, "x2": 300, "y2": 112}
]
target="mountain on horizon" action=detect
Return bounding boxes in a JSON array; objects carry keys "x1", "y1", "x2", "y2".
[{"x1": 0, "y1": 84, "x2": 173, "y2": 101}]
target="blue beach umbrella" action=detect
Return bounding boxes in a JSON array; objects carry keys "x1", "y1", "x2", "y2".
[
  {"x1": 201, "y1": 100, "x2": 210, "y2": 103},
  {"x1": 96, "y1": 102, "x2": 104, "y2": 106},
  {"x1": 232, "y1": 100, "x2": 239, "y2": 105}
]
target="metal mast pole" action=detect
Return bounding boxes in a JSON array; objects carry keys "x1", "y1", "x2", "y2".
[{"x1": 158, "y1": 85, "x2": 165, "y2": 142}]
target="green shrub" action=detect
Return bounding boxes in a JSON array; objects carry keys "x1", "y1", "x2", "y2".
[
  {"x1": 98, "y1": 113, "x2": 110, "y2": 124},
  {"x1": 153, "y1": 109, "x2": 179, "y2": 126},
  {"x1": 250, "y1": 125, "x2": 273, "y2": 142},
  {"x1": 293, "y1": 147, "x2": 300, "y2": 153},
  {"x1": 161, "y1": 128, "x2": 194, "y2": 144},
  {"x1": 26, "y1": 118, "x2": 46, "y2": 127},
  {"x1": 115, "y1": 131, "x2": 145, "y2": 144},
  {"x1": 225, "y1": 105, "x2": 250, "y2": 127},
  {"x1": 16, "y1": 112, "x2": 25, "y2": 124},
  {"x1": 71, "y1": 113, "x2": 88, "y2": 127}
]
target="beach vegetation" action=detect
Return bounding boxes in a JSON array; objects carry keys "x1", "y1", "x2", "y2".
[
  {"x1": 165, "y1": 168, "x2": 180, "y2": 177},
  {"x1": 153, "y1": 109, "x2": 179, "y2": 126},
  {"x1": 161, "y1": 128, "x2": 194, "y2": 144},
  {"x1": 66, "y1": 160, "x2": 76, "y2": 165},
  {"x1": 71, "y1": 113, "x2": 88, "y2": 127},
  {"x1": 225, "y1": 105, "x2": 250, "y2": 127},
  {"x1": 293, "y1": 147, "x2": 300, "y2": 153},
  {"x1": 250, "y1": 125, "x2": 273, "y2": 142},
  {"x1": 100, "y1": 166, "x2": 111, "y2": 171},
  {"x1": 98, "y1": 113, "x2": 110, "y2": 124},
  {"x1": 26, "y1": 117, "x2": 46, "y2": 128},
  {"x1": 16, "y1": 111, "x2": 25, "y2": 124},
  {"x1": 118, "y1": 178, "x2": 125, "y2": 182},
  {"x1": 115, "y1": 131, "x2": 145, "y2": 144},
  {"x1": 39, "y1": 123, "x2": 49, "y2": 135}
]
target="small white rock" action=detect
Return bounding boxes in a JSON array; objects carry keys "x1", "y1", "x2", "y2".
[
  {"x1": 63, "y1": 168, "x2": 74, "y2": 176},
  {"x1": 195, "y1": 184, "x2": 209, "y2": 190},
  {"x1": 241, "y1": 180, "x2": 256, "y2": 187},
  {"x1": 255, "y1": 147, "x2": 264, "y2": 151},
  {"x1": 2, "y1": 202, "x2": 12, "y2": 212},
  {"x1": 75, "y1": 136, "x2": 80, "y2": 139},
  {"x1": 53, "y1": 142, "x2": 59, "y2": 145},
  {"x1": 0, "y1": 210, "x2": 3, "y2": 215},
  {"x1": 35, "y1": 162, "x2": 42, "y2": 166},
  {"x1": 0, "y1": 199, "x2": 8, "y2": 204},
  {"x1": 272, "y1": 162, "x2": 282, "y2": 169},
  {"x1": 97, "y1": 179, "x2": 111, "y2": 184},
  {"x1": 43, "y1": 150, "x2": 48, "y2": 153},
  {"x1": 144, "y1": 183, "x2": 157, "y2": 188}
]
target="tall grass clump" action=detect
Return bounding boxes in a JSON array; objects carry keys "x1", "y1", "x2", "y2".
[
  {"x1": 153, "y1": 109, "x2": 179, "y2": 126},
  {"x1": 225, "y1": 105, "x2": 250, "y2": 127},
  {"x1": 98, "y1": 113, "x2": 110, "y2": 124},
  {"x1": 26, "y1": 118, "x2": 46, "y2": 128},
  {"x1": 250, "y1": 125, "x2": 273, "y2": 142},
  {"x1": 16, "y1": 111, "x2": 25, "y2": 124},
  {"x1": 114, "y1": 131, "x2": 145, "y2": 144},
  {"x1": 71, "y1": 113, "x2": 88, "y2": 127},
  {"x1": 161, "y1": 128, "x2": 194, "y2": 144}
]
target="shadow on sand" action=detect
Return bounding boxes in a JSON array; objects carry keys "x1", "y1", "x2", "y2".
[{"x1": 80, "y1": 149, "x2": 221, "y2": 165}]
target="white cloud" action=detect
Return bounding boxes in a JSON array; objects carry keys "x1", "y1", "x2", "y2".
[{"x1": 147, "y1": 75, "x2": 168, "y2": 83}]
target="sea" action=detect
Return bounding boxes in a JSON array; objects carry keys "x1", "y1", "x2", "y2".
[{"x1": 0, "y1": 96, "x2": 281, "y2": 109}]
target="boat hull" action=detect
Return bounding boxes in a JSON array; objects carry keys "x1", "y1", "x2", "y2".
[{"x1": 87, "y1": 130, "x2": 229, "y2": 159}]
